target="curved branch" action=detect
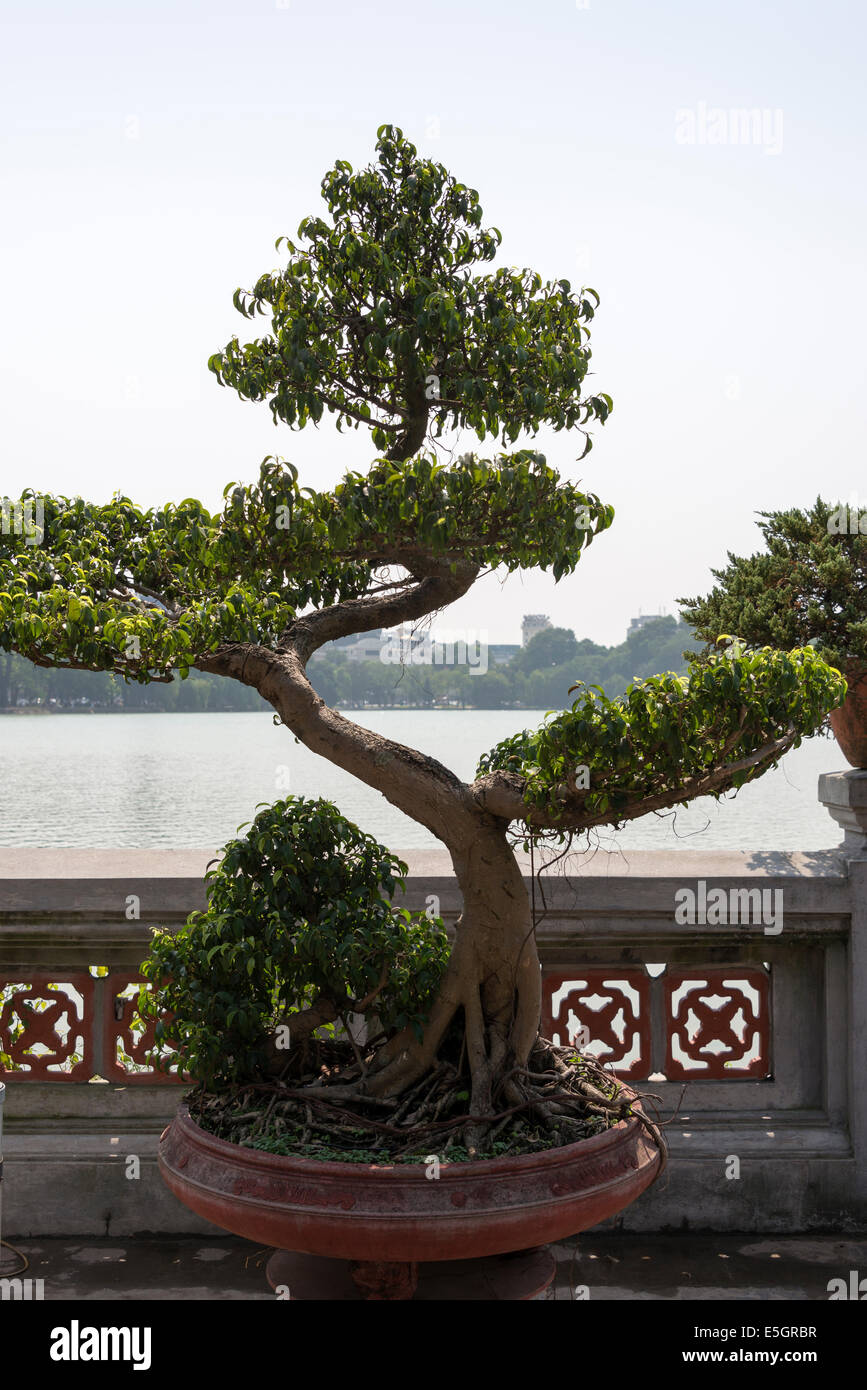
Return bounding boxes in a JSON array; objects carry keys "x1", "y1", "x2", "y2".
[
  {"x1": 471, "y1": 732, "x2": 795, "y2": 833},
  {"x1": 281, "y1": 555, "x2": 479, "y2": 659},
  {"x1": 197, "y1": 640, "x2": 481, "y2": 847},
  {"x1": 194, "y1": 552, "x2": 488, "y2": 845}
]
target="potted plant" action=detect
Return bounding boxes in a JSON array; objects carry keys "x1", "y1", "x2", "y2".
[
  {"x1": 679, "y1": 499, "x2": 867, "y2": 766},
  {"x1": 141, "y1": 797, "x2": 664, "y2": 1299},
  {"x1": 0, "y1": 127, "x2": 846, "y2": 1298}
]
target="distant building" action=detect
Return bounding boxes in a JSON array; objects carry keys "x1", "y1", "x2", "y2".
[
  {"x1": 344, "y1": 634, "x2": 388, "y2": 663},
  {"x1": 330, "y1": 631, "x2": 381, "y2": 648},
  {"x1": 628, "y1": 614, "x2": 666, "y2": 636},
  {"x1": 521, "y1": 614, "x2": 551, "y2": 647},
  {"x1": 313, "y1": 625, "x2": 523, "y2": 666},
  {"x1": 310, "y1": 630, "x2": 383, "y2": 663}
]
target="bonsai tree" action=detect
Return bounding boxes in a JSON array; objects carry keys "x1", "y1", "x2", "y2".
[
  {"x1": 679, "y1": 499, "x2": 866, "y2": 765},
  {"x1": 0, "y1": 127, "x2": 846, "y2": 1152}
]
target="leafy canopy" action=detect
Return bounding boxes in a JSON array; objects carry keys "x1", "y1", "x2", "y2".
[
  {"x1": 0, "y1": 454, "x2": 612, "y2": 681},
  {"x1": 209, "y1": 125, "x2": 612, "y2": 460},
  {"x1": 140, "y1": 798, "x2": 448, "y2": 1087},
  {"x1": 479, "y1": 645, "x2": 846, "y2": 825},
  {"x1": 679, "y1": 498, "x2": 867, "y2": 675}
]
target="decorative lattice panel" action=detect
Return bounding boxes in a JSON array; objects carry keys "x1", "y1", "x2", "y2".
[
  {"x1": 664, "y1": 968, "x2": 771, "y2": 1079},
  {"x1": 0, "y1": 972, "x2": 183, "y2": 1083},
  {"x1": 542, "y1": 969, "x2": 652, "y2": 1079},
  {"x1": 0, "y1": 975, "x2": 95, "y2": 1079},
  {"x1": 101, "y1": 976, "x2": 184, "y2": 1084},
  {"x1": 2, "y1": 964, "x2": 772, "y2": 1085}
]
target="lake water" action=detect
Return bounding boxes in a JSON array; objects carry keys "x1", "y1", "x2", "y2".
[{"x1": 0, "y1": 709, "x2": 846, "y2": 852}]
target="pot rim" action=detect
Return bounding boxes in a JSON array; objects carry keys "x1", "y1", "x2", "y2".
[{"x1": 164, "y1": 1090, "x2": 646, "y2": 1182}]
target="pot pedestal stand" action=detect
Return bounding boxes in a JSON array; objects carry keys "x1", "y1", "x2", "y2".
[
  {"x1": 266, "y1": 1247, "x2": 556, "y2": 1300},
  {"x1": 819, "y1": 769, "x2": 867, "y2": 852}
]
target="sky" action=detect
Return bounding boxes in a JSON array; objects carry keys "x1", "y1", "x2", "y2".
[{"x1": 2, "y1": 0, "x2": 865, "y2": 647}]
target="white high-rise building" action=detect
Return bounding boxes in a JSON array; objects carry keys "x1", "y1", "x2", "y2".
[{"x1": 522, "y1": 614, "x2": 551, "y2": 647}]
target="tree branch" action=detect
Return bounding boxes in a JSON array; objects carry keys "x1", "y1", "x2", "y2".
[
  {"x1": 192, "y1": 557, "x2": 484, "y2": 846},
  {"x1": 195, "y1": 639, "x2": 481, "y2": 848},
  {"x1": 471, "y1": 732, "x2": 796, "y2": 833},
  {"x1": 279, "y1": 555, "x2": 479, "y2": 659}
]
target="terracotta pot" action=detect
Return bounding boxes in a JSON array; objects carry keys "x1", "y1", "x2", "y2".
[
  {"x1": 830, "y1": 666, "x2": 867, "y2": 769},
  {"x1": 158, "y1": 1092, "x2": 662, "y2": 1263}
]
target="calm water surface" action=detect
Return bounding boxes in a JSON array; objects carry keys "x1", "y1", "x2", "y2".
[{"x1": 0, "y1": 709, "x2": 846, "y2": 852}]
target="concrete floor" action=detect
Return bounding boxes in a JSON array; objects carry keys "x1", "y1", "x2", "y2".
[{"x1": 3, "y1": 1232, "x2": 866, "y2": 1300}]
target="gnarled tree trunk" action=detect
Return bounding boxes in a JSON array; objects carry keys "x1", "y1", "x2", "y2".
[
  {"x1": 198, "y1": 630, "x2": 543, "y2": 1115},
  {"x1": 363, "y1": 823, "x2": 541, "y2": 1119}
]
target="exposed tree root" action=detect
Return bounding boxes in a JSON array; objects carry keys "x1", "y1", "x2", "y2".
[{"x1": 191, "y1": 1036, "x2": 669, "y2": 1170}]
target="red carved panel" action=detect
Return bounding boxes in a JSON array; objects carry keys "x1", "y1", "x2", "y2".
[
  {"x1": 664, "y1": 968, "x2": 770, "y2": 1079},
  {"x1": 0, "y1": 975, "x2": 95, "y2": 1080},
  {"x1": 102, "y1": 976, "x2": 184, "y2": 1084},
  {"x1": 541, "y1": 969, "x2": 652, "y2": 1079}
]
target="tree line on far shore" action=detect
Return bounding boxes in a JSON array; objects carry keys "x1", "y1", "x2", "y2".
[{"x1": 0, "y1": 616, "x2": 698, "y2": 713}]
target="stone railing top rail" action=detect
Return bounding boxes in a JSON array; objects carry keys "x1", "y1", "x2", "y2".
[
  {"x1": 0, "y1": 847, "x2": 854, "y2": 935},
  {"x1": 0, "y1": 846, "x2": 851, "y2": 882}
]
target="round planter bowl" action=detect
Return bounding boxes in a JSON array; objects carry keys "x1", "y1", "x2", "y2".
[
  {"x1": 158, "y1": 1094, "x2": 662, "y2": 1263},
  {"x1": 830, "y1": 669, "x2": 867, "y2": 769}
]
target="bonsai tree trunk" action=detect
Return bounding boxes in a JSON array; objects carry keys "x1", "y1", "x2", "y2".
[
  {"x1": 362, "y1": 823, "x2": 541, "y2": 1117},
  {"x1": 200, "y1": 634, "x2": 542, "y2": 1121}
]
